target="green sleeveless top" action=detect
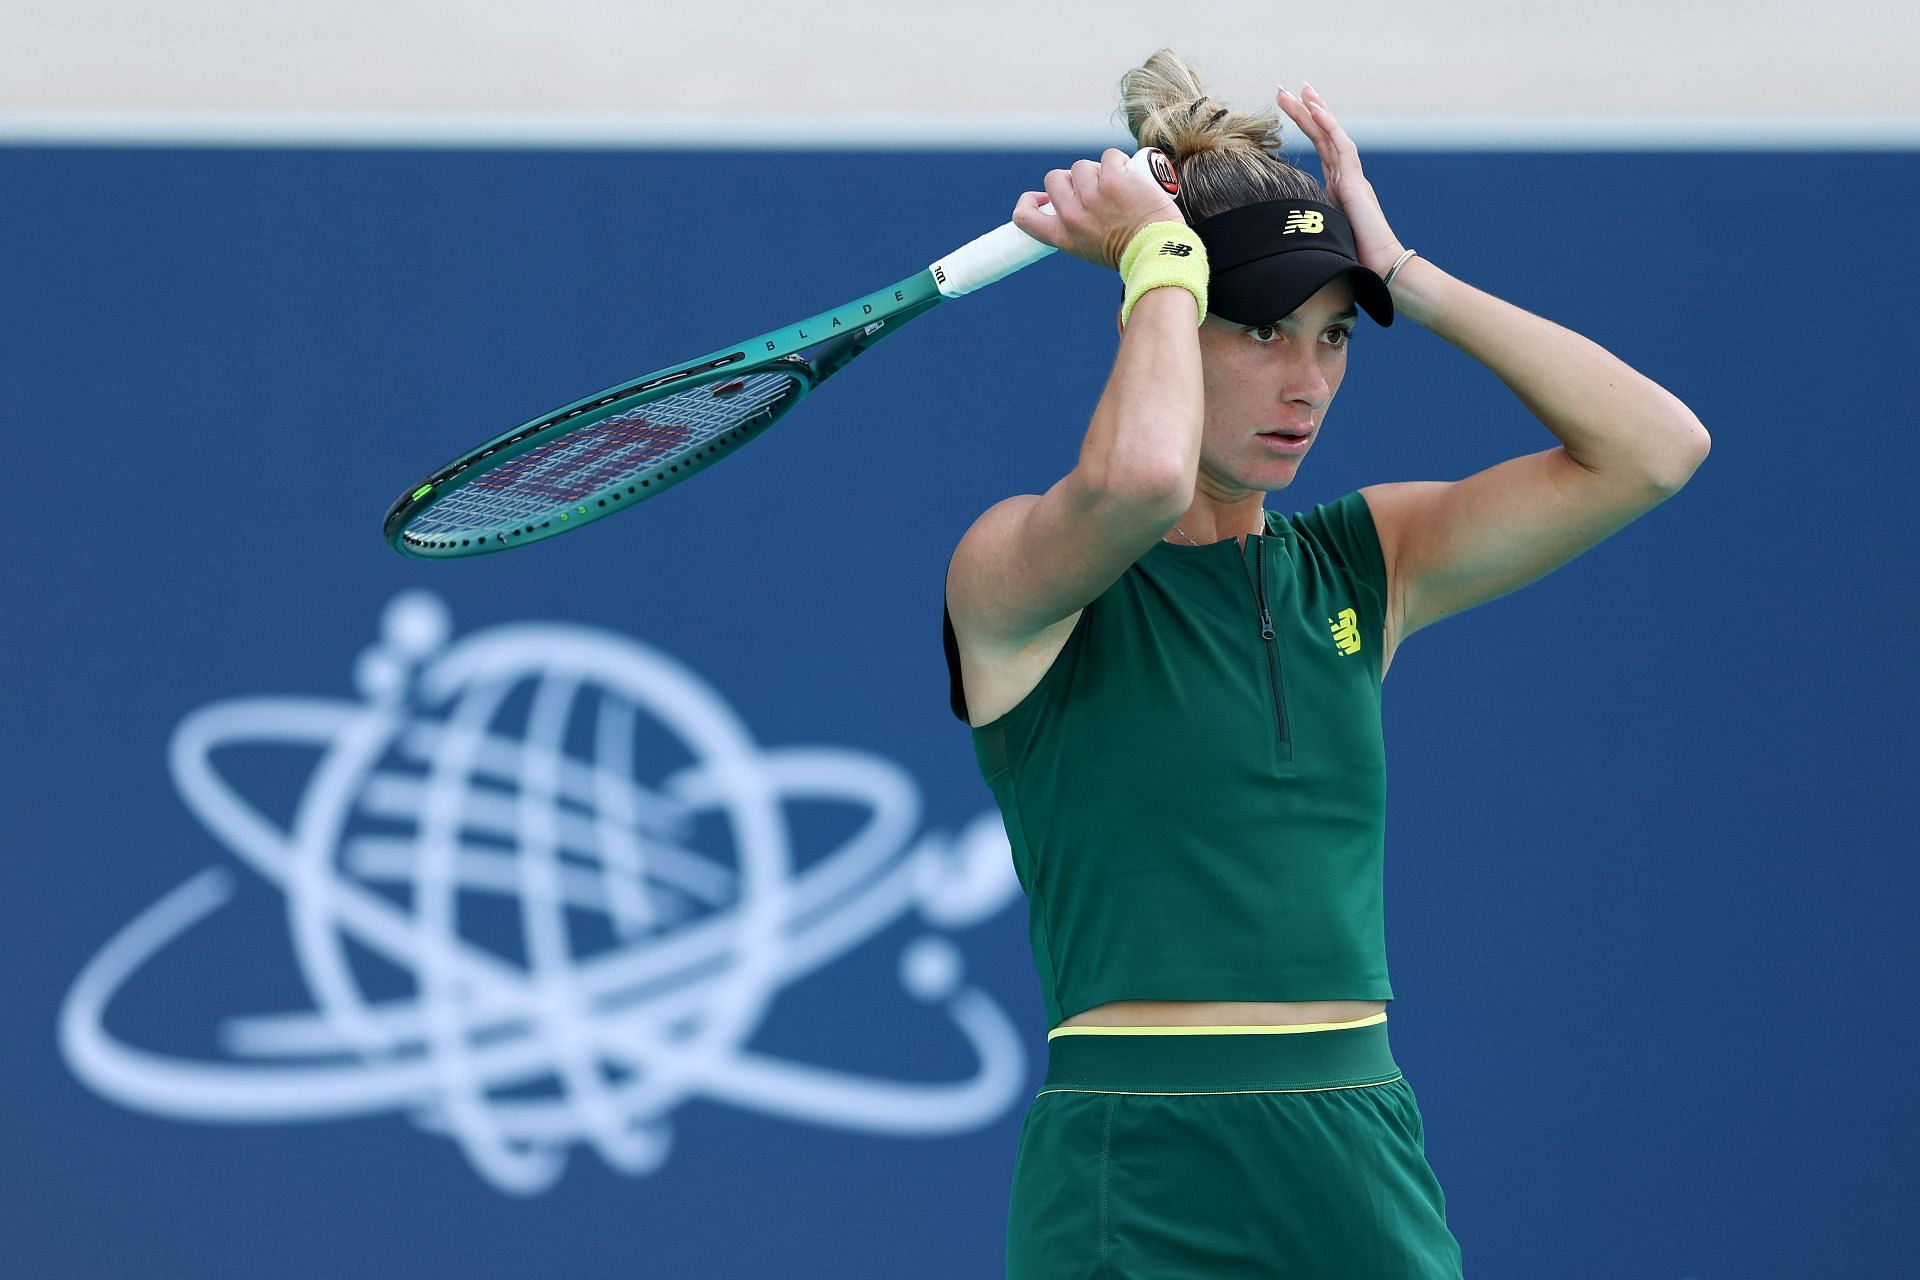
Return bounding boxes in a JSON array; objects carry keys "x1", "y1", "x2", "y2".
[{"x1": 942, "y1": 492, "x2": 1394, "y2": 1029}]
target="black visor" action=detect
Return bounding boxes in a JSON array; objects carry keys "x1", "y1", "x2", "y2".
[{"x1": 1188, "y1": 198, "x2": 1394, "y2": 328}]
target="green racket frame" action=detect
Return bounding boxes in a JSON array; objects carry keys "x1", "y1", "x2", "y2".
[{"x1": 383, "y1": 276, "x2": 944, "y2": 558}]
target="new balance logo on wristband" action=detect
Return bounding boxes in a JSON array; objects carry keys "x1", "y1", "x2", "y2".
[{"x1": 1158, "y1": 242, "x2": 1193, "y2": 257}]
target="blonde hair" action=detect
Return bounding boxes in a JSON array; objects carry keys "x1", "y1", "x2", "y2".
[{"x1": 1114, "y1": 47, "x2": 1326, "y2": 222}]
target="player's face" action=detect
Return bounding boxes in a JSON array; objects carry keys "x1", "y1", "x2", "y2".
[{"x1": 1195, "y1": 276, "x2": 1356, "y2": 493}]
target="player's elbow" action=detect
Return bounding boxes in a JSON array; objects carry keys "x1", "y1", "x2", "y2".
[{"x1": 1658, "y1": 421, "x2": 1712, "y2": 491}]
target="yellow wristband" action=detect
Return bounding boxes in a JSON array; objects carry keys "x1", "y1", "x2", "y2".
[{"x1": 1118, "y1": 221, "x2": 1208, "y2": 329}]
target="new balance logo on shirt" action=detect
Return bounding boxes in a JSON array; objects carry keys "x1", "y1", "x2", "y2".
[{"x1": 1328, "y1": 607, "x2": 1363, "y2": 656}]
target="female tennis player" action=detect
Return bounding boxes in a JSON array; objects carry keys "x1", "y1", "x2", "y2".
[{"x1": 941, "y1": 50, "x2": 1709, "y2": 1276}]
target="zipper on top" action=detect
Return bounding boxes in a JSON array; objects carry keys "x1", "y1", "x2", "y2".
[
  {"x1": 1255, "y1": 538, "x2": 1275, "y2": 639},
  {"x1": 1252, "y1": 536, "x2": 1289, "y2": 746}
]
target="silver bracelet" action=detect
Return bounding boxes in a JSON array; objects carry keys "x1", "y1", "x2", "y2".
[{"x1": 1384, "y1": 247, "x2": 1418, "y2": 289}]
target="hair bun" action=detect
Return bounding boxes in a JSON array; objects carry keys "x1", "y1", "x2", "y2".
[
  {"x1": 1117, "y1": 49, "x2": 1285, "y2": 161},
  {"x1": 1112, "y1": 47, "x2": 1328, "y2": 222}
]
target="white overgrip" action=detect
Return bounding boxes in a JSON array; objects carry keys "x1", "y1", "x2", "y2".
[
  {"x1": 928, "y1": 221, "x2": 1054, "y2": 298},
  {"x1": 927, "y1": 147, "x2": 1168, "y2": 299}
]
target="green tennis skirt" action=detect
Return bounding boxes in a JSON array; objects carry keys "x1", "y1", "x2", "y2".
[{"x1": 1005, "y1": 1013, "x2": 1464, "y2": 1278}]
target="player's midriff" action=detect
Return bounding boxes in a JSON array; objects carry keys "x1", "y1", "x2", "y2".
[{"x1": 1055, "y1": 998, "x2": 1389, "y2": 1029}]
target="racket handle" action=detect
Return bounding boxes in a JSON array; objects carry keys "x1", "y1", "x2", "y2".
[{"x1": 929, "y1": 147, "x2": 1177, "y2": 299}]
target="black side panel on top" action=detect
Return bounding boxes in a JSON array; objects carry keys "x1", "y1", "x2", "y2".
[{"x1": 941, "y1": 603, "x2": 970, "y2": 724}]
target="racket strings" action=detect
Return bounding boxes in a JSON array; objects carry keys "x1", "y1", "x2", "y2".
[
  {"x1": 469, "y1": 415, "x2": 697, "y2": 502},
  {"x1": 406, "y1": 372, "x2": 800, "y2": 541}
]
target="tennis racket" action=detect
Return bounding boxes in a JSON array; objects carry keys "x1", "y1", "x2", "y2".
[{"x1": 383, "y1": 146, "x2": 1180, "y2": 558}]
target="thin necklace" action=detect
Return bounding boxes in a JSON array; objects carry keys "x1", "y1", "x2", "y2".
[{"x1": 1169, "y1": 513, "x2": 1263, "y2": 545}]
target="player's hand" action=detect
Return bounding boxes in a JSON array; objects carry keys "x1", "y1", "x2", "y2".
[
  {"x1": 1274, "y1": 82, "x2": 1406, "y2": 278},
  {"x1": 1011, "y1": 147, "x2": 1185, "y2": 272}
]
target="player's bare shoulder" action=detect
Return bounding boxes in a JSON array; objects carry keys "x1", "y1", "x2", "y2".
[{"x1": 947, "y1": 478, "x2": 1180, "y2": 726}]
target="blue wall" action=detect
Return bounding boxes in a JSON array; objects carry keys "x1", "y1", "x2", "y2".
[{"x1": 2, "y1": 144, "x2": 1914, "y2": 1278}]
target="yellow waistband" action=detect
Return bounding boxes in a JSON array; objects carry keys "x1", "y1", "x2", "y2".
[{"x1": 1046, "y1": 1011, "x2": 1387, "y2": 1040}]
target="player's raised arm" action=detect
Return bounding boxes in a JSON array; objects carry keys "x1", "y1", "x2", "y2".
[{"x1": 947, "y1": 151, "x2": 1208, "y2": 654}]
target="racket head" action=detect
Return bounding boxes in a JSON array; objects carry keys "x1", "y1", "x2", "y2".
[
  {"x1": 385, "y1": 271, "x2": 946, "y2": 559},
  {"x1": 383, "y1": 357, "x2": 811, "y2": 558}
]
